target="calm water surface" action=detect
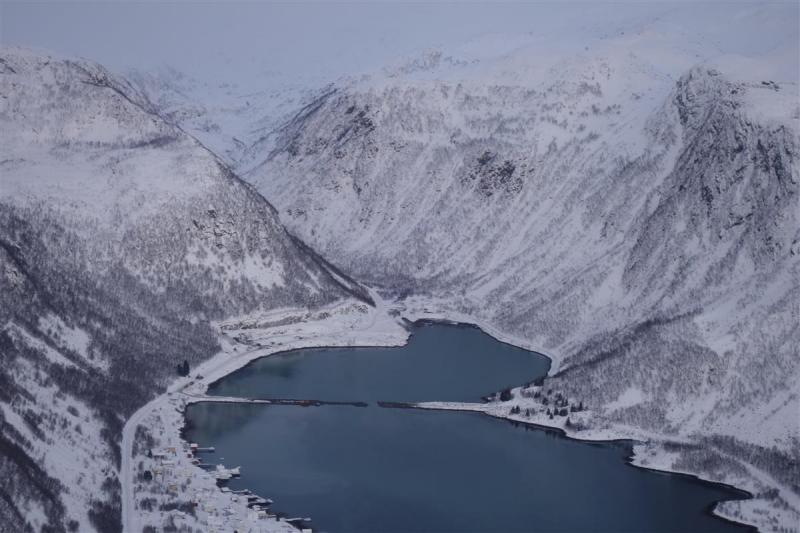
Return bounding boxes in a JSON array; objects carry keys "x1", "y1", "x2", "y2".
[
  {"x1": 208, "y1": 322, "x2": 548, "y2": 402},
  {"x1": 186, "y1": 323, "x2": 750, "y2": 533}
]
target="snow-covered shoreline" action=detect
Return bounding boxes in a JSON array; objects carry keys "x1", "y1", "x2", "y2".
[
  {"x1": 122, "y1": 293, "x2": 797, "y2": 533},
  {"x1": 121, "y1": 295, "x2": 408, "y2": 532},
  {"x1": 400, "y1": 300, "x2": 799, "y2": 533}
]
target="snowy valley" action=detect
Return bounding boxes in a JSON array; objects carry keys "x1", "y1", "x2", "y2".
[
  {"x1": 240, "y1": 12, "x2": 798, "y2": 531},
  {"x1": 0, "y1": 2, "x2": 799, "y2": 532}
]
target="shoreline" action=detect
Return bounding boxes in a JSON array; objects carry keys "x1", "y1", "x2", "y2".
[
  {"x1": 122, "y1": 295, "x2": 790, "y2": 532},
  {"x1": 399, "y1": 304, "x2": 799, "y2": 532},
  {"x1": 393, "y1": 401, "x2": 757, "y2": 532},
  {"x1": 121, "y1": 296, "x2": 410, "y2": 532}
]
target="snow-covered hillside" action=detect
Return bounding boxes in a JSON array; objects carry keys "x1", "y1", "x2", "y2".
[
  {"x1": 241, "y1": 10, "x2": 800, "y2": 530},
  {"x1": 0, "y1": 47, "x2": 367, "y2": 532},
  {"x1": 124, "y1": 66, "x2": 328, "y2": 169},
  {"x1": 1, "y1": 2, "x2": 798, "y2": 530}
]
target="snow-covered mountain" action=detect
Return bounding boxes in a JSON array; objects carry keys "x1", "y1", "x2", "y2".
[
  {"x1": 123, "y1": 66, "x2": 327, "y2": 169},
  {"x1": 240, "y1": 13, "x2": 800, "y2": 529},
  {"x1": 1, "y1": 2, "x2": 798, "y2": 530},
  {"x1": 0, "y1": 47, "x2": 367, "y2": 532}
]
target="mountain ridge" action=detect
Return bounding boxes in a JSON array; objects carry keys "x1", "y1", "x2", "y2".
[
  {"x1": 0, "y1": 46, "x2": 366, "y2": 532},
  {"x1": 243, "y1": 46, "x2": 799, "y2": 528},
  {"x1": 1, "y1": 10, "x2": 798, "y2": 529}
]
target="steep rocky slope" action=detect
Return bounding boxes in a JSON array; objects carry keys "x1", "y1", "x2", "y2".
[
  {"x1": 246, "y1": 40, "x2": 799, "y2": 526},
  {"x1": 0, "y1": 47, "x2": 365, "y2": 532}
]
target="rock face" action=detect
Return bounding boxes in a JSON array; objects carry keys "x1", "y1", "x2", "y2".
[
  {"x1": 248, "y1": 46, "x2": 800, "y2": 516},
  {"x1": 0, "y1": 48, "x2": 365, "y2": 532}
]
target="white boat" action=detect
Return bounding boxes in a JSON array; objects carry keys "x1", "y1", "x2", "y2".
[{"x1": 213, "y1": 465, "x2": 232, "y2": 480}]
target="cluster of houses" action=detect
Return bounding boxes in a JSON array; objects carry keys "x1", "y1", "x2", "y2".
[
  {"x1": 145, "y1": 439, "x2": 315, "y2": 532},
  {"x1": 140, "y1": 395, "x2": 316, "y2": 531}
]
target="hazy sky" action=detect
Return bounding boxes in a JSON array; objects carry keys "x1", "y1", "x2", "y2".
[
  {"x1": 2, "y1": 1, "x2": 797, "y2": 84},
  {"x1": 0, "y1": 1, "x2": 613, "y2": 81}
]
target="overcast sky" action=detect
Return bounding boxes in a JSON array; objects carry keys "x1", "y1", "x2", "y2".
[
  {"x1": 0, "y1": 1, "x2": 619, "y2": 81},
  {"x1": 2, "y1": 1, "x2": 797, "y2": 84}
]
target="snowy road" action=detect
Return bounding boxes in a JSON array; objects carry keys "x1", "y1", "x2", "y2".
[{"x1": 120, "y1": 376, "x2": 191, "y2": 533}]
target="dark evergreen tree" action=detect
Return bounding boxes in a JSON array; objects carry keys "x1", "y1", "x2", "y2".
[{"x1": 176, "y1": 359, "x2": 190, "y2": 377}]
